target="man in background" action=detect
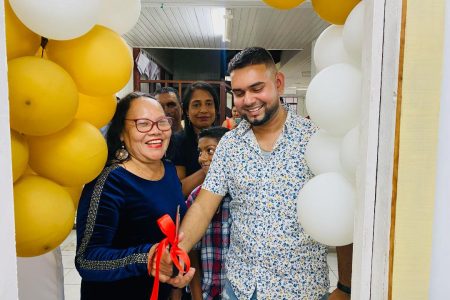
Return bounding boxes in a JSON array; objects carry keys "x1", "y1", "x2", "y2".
[{"x1": 154, "y1": 87, "x2": 183, "y2": 133}]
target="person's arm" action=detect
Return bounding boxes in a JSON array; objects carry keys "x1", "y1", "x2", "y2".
[
  {"x1": 175, "y1": 166, "x2": 206, "y2": 197},
  {"x1": 221, "y1": 119, "x2": 229, "y2": 128},
  {"x1": 75, "y1": 172, "x2": 155, "y2": 282},
  {"x1": 328, "y1": 244, "x2": 353, "y2": 300},
  {"x1": 168, "y1": 288, "x2": 182, "y2": 300},
  {"x1": 188, "y1": 250, "x2": 203, "y2": 300},
  {"x1": 152, "y1": 189, "x2": 223, "y2": 286}
]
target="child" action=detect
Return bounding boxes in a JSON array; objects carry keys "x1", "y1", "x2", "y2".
[{"x1": 186, "y1": 126, "x2": 231, "y2": 300}]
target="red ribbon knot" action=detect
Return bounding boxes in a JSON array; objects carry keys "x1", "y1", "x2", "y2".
[{"x1": 149, "y1": 214, "x2": 190, "y2": 300}]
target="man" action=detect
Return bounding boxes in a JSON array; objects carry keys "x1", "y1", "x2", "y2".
[
  {"x1": 156, "y1": 47, "x2": 352, "y2": 299},
  {"x1": 154, "y1": 87, "x2": 183, "y2": 133}
]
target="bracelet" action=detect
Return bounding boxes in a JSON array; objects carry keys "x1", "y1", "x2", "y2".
[{"x1": 337, "y1": 281, "x2": 351, "y2": 294}]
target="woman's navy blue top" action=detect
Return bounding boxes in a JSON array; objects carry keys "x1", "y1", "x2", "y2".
[
  {"x1": 75, "y1": 160, "x2": 187, "y2": 300},
  {"x1": 168, "y1": 131, "x2": 201, "y2": 177}
]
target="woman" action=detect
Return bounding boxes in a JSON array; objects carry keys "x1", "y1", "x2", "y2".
[
  {"x1": 75, "y1": 92, "x2": 187, "y2": 300},
  {"x1": 168, "y1": 82, "x2": 219, "y2": 197},
  {"x1": 221, "y1": 105, "x2": 240, "y2": 130}
]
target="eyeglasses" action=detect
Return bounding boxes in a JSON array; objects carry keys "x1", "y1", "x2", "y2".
[{"x1": 125, "y1": 117, "x2": 173, "y2": 133}]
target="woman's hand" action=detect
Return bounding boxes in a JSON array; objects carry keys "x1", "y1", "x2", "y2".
[{"x1": 150, "y1": 233, "x2": 196, "y2": 287}]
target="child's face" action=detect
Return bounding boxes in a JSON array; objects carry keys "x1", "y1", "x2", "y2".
[{"x1": 198, "y1": 137, "x2": 219, "y2": 175}]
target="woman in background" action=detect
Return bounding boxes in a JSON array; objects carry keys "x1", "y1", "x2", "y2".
[
  {"x1": 221, "y1": 105, "x2": 240, "y2": 130},
  {"x1": 168, "y1": 82, "x2": 219, "y2": 197}
]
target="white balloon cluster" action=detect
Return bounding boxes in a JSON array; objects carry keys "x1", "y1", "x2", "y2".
[
  {"x1": 8, "y1": 0, "x2": 141, "y2": 40},
  {"x1": 297, "y1": 1, "x2": 365, "y2": 246}
]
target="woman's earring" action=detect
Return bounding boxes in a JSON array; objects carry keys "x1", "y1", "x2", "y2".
[{"x1": 115, "y1": 142, "x2": 129, "y2": 161}]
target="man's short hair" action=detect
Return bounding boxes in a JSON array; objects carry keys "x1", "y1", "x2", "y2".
[
  {"x1": 154, "y1": 87, "x2": 181, "y2": 103},
  {"x1": 227, "y1": 47, "x2": 276, "y2": 74}
]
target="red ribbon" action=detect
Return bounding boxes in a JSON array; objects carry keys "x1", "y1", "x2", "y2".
[{"x1": 149, "y1": 214, "x2": 190, "y2": 300}]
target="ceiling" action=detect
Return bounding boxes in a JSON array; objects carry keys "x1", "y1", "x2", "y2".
[{"x1": 123, "y1": 0, "x2": 330, "y2": 95}]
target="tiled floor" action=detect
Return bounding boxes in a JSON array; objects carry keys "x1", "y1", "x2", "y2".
[
  {"x1": 61, "y1": 230, "x2": 80, "y2": 300},
  {"x1": 61, "y1": 230, "x2": 338, "y2": 299}
]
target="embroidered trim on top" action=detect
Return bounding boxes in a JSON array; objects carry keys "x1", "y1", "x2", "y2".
[{"x1": 76, "y1": 164, "x2": 148, "y2": 270}]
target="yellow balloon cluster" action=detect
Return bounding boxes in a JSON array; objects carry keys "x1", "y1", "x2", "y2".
[
  {"x1": 5, "y1": 3, "x2": 135, "y2": 257},
  {"x1": 262, "y1": 0, "x2": 305, "y2": 10},
  {"x1": 8, "y1": 56, "x2": 79, "y2": 136},
  {"x1": 47, "y1": 25, "x2": 133, "y2": 96},
  {"x1": 63, "y1": 185, "x2": 84, "y2": 208},
  {"x1": 5, "y1": 0, "x2": 40, "y2": 60},
  {"x1": 14, "y1": 175, "x2": 75, "y2": 257},
  {"x1": 312, "y1": 0, "x2": 361, "y2": 25},
  {"x1": 76, "y1": 93, "x2": 117, "y2": 128},
  {"x1": 28, "y1": 119, "x2": 108, "y2": 187},
  {"x1": 10, "y1": 130, "x2": 29, "y2": 182}
]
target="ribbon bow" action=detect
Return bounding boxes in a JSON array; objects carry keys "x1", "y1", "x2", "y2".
[{"x1": 150, "y1": 214, "x2": 190, "y2": 300}]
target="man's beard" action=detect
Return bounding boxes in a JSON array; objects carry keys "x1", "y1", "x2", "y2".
[{"x1": 242, "y1": 101, "x2": 279, "y2": 126}]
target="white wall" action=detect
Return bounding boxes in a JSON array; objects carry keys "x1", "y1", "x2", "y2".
[{"x1": 0, "y1": 1, "x2": 19, "y2": 298}]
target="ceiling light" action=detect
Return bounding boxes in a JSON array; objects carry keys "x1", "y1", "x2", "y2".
[
  {"x1": 223, "y1": 9, "x2": 233, "y2": 42},
  {"x1": 211, "y1": 8, "x2": 233, "y2": 43},
  {"x1": 212, "y1": 8, "x2": 225, "y2": 38}
]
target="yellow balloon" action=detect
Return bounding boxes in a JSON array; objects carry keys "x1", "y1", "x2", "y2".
[
  {"x1": 312, "y1": 0, "x2": 361, "y2": 25},
  {"x1": 14, "y1": 175, "x2": 75, "y2": 257},
  {"x1": 28, "y1": 119, "x2": 107, "y2": 186},
  {"x1": 23, "y1": 165, "x2": 37, "y2": 176},
  {"x1": 8, "y1": 56, "x2": 79, "y2": 136},
  {"x1": 262, "y1": 0, "x2": 305, "y2": 10},
  {"x1": 63, "y1": 185, "x2": 84, "y2": 208},
  {"x1": 47, "y1": 25, "x2": 133, "y2": 96},
  {"x1": 5, "y1": 0, "x2": 40, "y2": 60},
  {"x1": 75, "y1": 93, "x2": 117, "y2": 128},
  {"x1": 11, "y1": 130, "x2": 29, "y2": 182}
]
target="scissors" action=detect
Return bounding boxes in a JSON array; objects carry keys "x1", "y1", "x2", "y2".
[
  {"x1": 171, "y1": 205, "x2": 181, "y2": 277},
  {"x1": 175, "y1": 205, "x2": 180, "y2": 243}
]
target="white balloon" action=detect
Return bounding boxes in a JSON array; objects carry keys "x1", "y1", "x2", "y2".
[
  {"x1": 97, "y1": 0, "x2": 142, "y2": 35},
  {"x1": 313, "y1": 25, "x2": 356, "y2": 72},
  {"x1": 343, "y1": 1, "x2": 365, "y2": 64},
  {"x1": 9, "y1": 0, "x2": 101, "y2": 40},
  {"x1": 305, "y1": 130, "x2": 343, "y2": 175},
  {"x1": 297, "y1": 172, "x2": 355, "y2": 246},
  {"x1": 340, "y1": 126, "x2": 360, "y2": 178},
  {"x1": 306, "y1": 63, "x2": 362, "y2": 136}
]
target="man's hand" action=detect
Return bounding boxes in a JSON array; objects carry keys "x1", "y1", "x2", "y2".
[
  {"x1": 166, "y1": 267, "x2": 196, "y2": 288},
  {"x1": 328, "y1": 288, "x2": 350, "y2": 300}
]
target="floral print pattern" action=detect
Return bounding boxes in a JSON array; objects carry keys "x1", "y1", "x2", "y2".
[{"x1": 203, "y1": 107, "x2": 329, "y2": 299}]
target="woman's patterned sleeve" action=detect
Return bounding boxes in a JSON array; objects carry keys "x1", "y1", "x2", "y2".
[{"x1": 75, "y1": 166, "x2": 151, "y2": 282}]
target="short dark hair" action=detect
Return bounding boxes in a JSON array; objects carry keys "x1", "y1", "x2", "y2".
[
  {"x1": 198, "y1": 126, "x2": 229, "y2": 142},
  {"x1": 227, "y1": 47, "x2": 276, "y2": 74},
  {"x1": 182, "y1": 81, "x2": 219, "y2": 139},
  {"x1": 106, "y1": 91, "x2": 154, "y2": 163},
  {"x1": 154, "y1": 87, "x2": 181, "y2": 103}
]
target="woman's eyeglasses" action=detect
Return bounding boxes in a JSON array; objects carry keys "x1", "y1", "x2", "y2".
[{"x1": 125, "y1": 117, "x2": 173, "y2": 133}]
